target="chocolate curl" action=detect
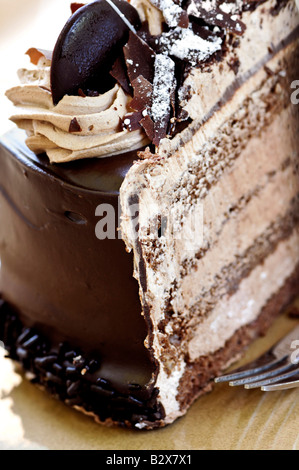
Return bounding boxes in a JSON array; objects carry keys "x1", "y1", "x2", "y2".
[{"x1": 26, "y1": 48, "x2": 52, "y2": 65}]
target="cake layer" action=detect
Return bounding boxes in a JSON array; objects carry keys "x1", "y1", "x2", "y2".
[{"x1": 0, "y1": 131, "x2": 154, "y2": 393}]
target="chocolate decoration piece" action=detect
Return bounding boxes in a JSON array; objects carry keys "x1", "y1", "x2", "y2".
[
  {"x1": 140, "y1": 115, "x2": 155, "y2": 142},
  {"x1": 69, "y1": 117, "x2": 82, "y2": 133},
  {"x1": 26, "y1": 48, "x2": 52, "y2": 65},
  {"x1": 110, "y1": 55, "x2": 132, "y2": 95},
  {"x1": 151, "y1": 54, "x2": 176, "y2": 146},
  {"x1": 187, "y1": 1, "x2": 246, "y2": 36},
  {"x1": 123, "y1": 75, "x2": 153, "y2": 135},
  {"x1": 51, "y1": 0, "x2": 141, "y2": 105},
  {"x1": 149, "y1": 0, "x2": 188, "y2": 28},
  {"x1": 70, "y1": 3, "x2": 86, "y2": 14},
  {"x1": 130, "y1": 76, "x2": 153, "y2": 112},
  {"x1": 123, "y1": 32, "x2": 156, "y2": 85},
  {"x1": 123, "y1": 111, "x2": 144, "y2": 131}
]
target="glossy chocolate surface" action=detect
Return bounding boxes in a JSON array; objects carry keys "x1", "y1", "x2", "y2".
[
  {"x1": 51, "y1": 0, "x2": 141, "y2": 104},
  {"x1": 0, "y1": 129, "x2": 154, "y2": 393}
]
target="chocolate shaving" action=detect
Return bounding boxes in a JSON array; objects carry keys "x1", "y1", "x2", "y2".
[
  {"x1": 187, "y1": 1, "x2": 246, "y2": 36},
  {"x1": 123, "y1": 75, "x2": 154, "y2": 140},
  {"x1": 70, "y1": 3, "x2": 86, "y2": 14},
  {"x1": 123, "y1": 32, "x2": 156, "y2": 85},
  {"x1": 26, "y1": 48, "x2": 52, "y2": 65},
  {"x1": 123, "y1": 112, "x2": 144, "y2": 131},
  {"x1": 149, "y1": 0, "x2": 189, "y2": 28},
  {"x1": 178, "y1": 10, "x2": 189, "y2": 28},
  {"x1": 123, "y1": 76, "x2": 154, "y2": 137},
  {"x1": 110, "y1": 55, "x2": 132, "y2": 95},
  {"x1": 69, "y1": 117, "x2": 82, "y2": 133},
  {"x1": 130, "y1": 76, "x2": 153, "y2": 112},
  {"x1": 39, "y1": 86, "x2": 51, "y2": 92},
  {"x1": 140, "y1": 115, "x2": 155, "y2": 142},
  {"x1": 78, "y1": 88, "x2": 87, "y2": 97},
  {"x1": 159, "y1": 27, "x2": 222, "y2": 67},
  {"x1": 151, "y1": 54, "x2": 176, "y2": 146}
]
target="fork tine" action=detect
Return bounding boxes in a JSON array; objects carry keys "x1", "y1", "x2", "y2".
[
  {"x1": 228, "y1": 360, "x2": 294, "y2": 387},
  {"x1": 214, "y1": 357, "x2": 285, "y2": 383},
  {"x1": 261, "y1": 377, "x2": 299, "y2": 391},
  {"x1": 244, "y1": 365, "x2": 299, "y2": 389}
]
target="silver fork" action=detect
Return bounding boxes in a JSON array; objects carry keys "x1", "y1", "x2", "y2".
[{"x1": 215, "y1": 324, "x2": 299, "y2": 391}]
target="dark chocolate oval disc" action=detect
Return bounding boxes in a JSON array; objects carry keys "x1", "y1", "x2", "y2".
[{"x1": 51, "y1": 0, "x2": 140, "y2": 104}]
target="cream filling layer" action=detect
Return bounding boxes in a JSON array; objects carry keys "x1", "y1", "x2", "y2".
[
  {"x1": 175, "y1": 129, "x2": 298, "y2": 313},
  {"x1": 5, "y1": 61, "x2": 149, "y2": 163},
  {"x1": 188, "y1": 230, "x2": 299, "y2": 361}
]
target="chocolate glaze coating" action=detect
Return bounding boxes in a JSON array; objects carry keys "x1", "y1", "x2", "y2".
[
  {"x1": 0, "y1": 129, "x2": 154, "y2": 394},
  {"x1": 51, "y1": 0, "x2": 141, "y2": 104}
]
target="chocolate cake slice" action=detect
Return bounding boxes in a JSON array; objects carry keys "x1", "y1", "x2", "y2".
[{"x1": 0, "y1": 0, "x2": 298, "y2": 429}]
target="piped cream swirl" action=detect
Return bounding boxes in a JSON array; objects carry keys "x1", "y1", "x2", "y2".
[{"x1": 5, "y1": 57, "x2": 149, "y2": 163}]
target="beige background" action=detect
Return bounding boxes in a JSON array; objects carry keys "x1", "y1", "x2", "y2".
[{"x1": 0, "y1": 0, "x2": 298, "y2": 451}]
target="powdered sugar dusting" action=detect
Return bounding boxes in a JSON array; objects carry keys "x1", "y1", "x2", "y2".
[
  {"x1": 187, "y1": 0, "x2": 246, "y2": 36},
  {"x1": 160, "y1": 26, "x2": 222, "y2": 66},
  {"x1": 200, "y1": 0, "x2": 217, "y2": 11},
  {"x1": 149, "y1": 0, "x2": 185, "y2": 27},
  {"x1": 151, "y1": 53, "x2": 176, "y2": 144},
  {"x1": 219, "y1": 0, "x2": 244, "y2": 15}
]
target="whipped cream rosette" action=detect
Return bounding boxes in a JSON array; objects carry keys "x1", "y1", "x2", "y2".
[{"x1": 6, "y1": 55, "x2": 149, "y2": 163}]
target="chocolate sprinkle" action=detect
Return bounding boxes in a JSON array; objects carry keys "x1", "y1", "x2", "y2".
[{"x1": 69, "y1": 117, "x2": 82, "y2": 133}]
